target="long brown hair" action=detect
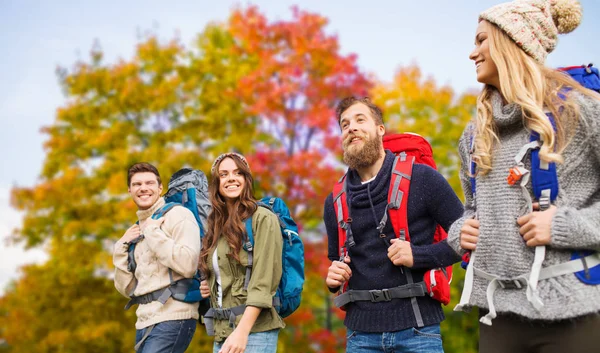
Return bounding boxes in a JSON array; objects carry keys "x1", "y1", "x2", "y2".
[
  {"x1": 473, "y1": 21, "x2": 599, "y2": 175},
  {"x1": 198, "y1": 155, "x2": 257, "y2": 278}
]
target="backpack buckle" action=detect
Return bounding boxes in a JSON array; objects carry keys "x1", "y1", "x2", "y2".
[
  {"x1": 339, "y1": 217, "x2": 352, "y2": 230},
  {"x1": 538, "y1": 189, "x2": 551, "y2": 211},
  {"x1": 213, "y1": 308, "x2": 232, "y2": 320},
  {"x1": 369, "y1": 289, "x2": 391, "y2": 302},
  {"x1": 507, "y1": 166, "x2": 526, "y2": 185},
  {"x1": 497, "y1": 278, "x2": 527, "y2": 289}
]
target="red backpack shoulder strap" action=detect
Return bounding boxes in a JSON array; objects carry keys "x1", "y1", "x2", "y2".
[
  {"x1": 332, "y1": 174, "x2": 351, "y2": 260},
  {"x1": 388, "y1": 153, "x2": 415, "y2": 242}
]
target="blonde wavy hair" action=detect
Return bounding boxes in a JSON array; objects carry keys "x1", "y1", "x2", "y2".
[{"x1": 473, "y1": 21, "x2": 596, "y2": 175}]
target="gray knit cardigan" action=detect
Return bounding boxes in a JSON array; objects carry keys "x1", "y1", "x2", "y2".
[{"x1": 448, "y1": 90, "x2": 600, "y2": 320}]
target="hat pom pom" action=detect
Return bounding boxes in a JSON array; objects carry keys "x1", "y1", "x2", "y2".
[{"x1": 551, "y1": 0, "x2": 582, "y2": 34}]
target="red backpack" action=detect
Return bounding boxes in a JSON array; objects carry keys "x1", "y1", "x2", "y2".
[{"x1": 332, "y1": 133, "x2": 452, "y2": 306}]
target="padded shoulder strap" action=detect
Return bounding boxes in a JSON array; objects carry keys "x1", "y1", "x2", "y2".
[
  {"x1": 242, "y1": 211, "x2": 256, "y2": 290},
  {"x1": 152, "y1": 201, "x2": 179, "y2": 219},
  {"x1": 388, "y1": 153, "x2": 415, "y2": 242},
  {"x1": 244, "y1": 217, "x2": 255, "y2": 248},
  {"x1": 529, "y1": 113, "x2": 559, "y2": 206},
  {"x1": 332, "y1": 174, "x2": 350, "y2": 259},
  {"x1": 469, "y1": 134, "x2": 477, "y2": 198}
]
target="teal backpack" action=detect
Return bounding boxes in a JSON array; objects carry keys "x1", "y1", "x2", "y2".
[
  {"x1": 203, "y1": 197, "x2": 305, "y2": 336},
  {"x1": 243, "y1": 197, "x2": 305, "y2": 318}
]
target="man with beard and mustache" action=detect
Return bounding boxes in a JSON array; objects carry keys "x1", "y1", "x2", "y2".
[
  {"x1": 113, "y1": 162, "x2": 200, "y2": 353},
  {"x1": 323, "y1": 97, "x2": 463, "y2": 352}
]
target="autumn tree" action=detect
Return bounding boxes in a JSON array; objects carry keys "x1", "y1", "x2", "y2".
[
  {"x1": 3, "y1": 5, "x2": 371, "y2": 353},
  {"x1": 226, "y1": 7, "x2": 372, "y2": 352},
  {"x1": 0, "y1": 240, "x2": 136, "y2": 353}
]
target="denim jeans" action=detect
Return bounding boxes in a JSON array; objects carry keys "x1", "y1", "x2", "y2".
[
  {"x1": 346, "y1": 324, "x2": 443, "y2": 353},
  {"x1": 135, "y1": 319, "x2": 196, "y2": 353},
  {"x1": 213, "y1": 329, "x2": 279, "y2": 353}
]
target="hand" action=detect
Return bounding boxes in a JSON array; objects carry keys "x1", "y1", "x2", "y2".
[
  {"x1": 518, "y1": 203, "x2": 557, "y2": 247},
  {"x1": 144, "y1": 217, "x2": 165, "y2": 230},
  {"x1": 387, "y1": 239, "x2": 414, "y2": 267},
  {"x1": 325, "y1": 256, "x2": 352, "y2": 289},
  {"x1": 120, "y1": 224, "x2": 141, "y2": 243},
  {"x1": 219, "y1": 326, "x2": 249, "y2": 353},
  {"x1": 200, "y1": 280, "x2": 210, "y2": 298},
  {"x1": 460, "y1": 218, "x2": 480, "y2": 251}
]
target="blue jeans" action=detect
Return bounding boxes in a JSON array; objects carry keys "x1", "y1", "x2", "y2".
[
  {"x1": 135, "y1": 319, "x2": 196, "y2": 353},
  {"x1": 346, "y1": 324, "x2": 443, "y2": 353},
  {"x1": 213, "y1": 329, "x2": 279, "y2": 353}
]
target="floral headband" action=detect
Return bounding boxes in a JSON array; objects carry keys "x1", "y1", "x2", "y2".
[{"x1": 211, "y1": 152, "x2": 251, "y2": 174}]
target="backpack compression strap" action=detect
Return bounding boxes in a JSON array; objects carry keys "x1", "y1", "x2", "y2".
[
  {"x1": 526, "y1": 113, "x2": 558, "y2": 311},
  {"x1": 243, "y1": 216, "x2": 255, "y2": 290},
  {"x1": 124, "y1": 277, "x2": 198, "y2": 310},
  {"x1": 530, "y1": 113, "x2": 559, "y2": 210},
  {"x1": 333, "y1": 174, "x2": 353, "y2": 260},
  {"x1": 332, "y1": 174, "x2": 352, "y2": 294},
  {"x1": 385, "y1": 153, "x2": 424, "y2": 327},
  {"x1": 386, "y1": 152, "x2": 414, "y2": 242}
]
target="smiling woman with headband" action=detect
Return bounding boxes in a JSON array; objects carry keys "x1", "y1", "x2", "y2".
[
  {"x1": 447, "y1": 0, "x2": 600, "y2": 352},
  {"x1": 199, "y1": 152, "x2": 284, "y2": 353}
]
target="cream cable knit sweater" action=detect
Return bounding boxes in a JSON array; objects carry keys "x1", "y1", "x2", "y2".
[{"x1": 113, "y1": 198, "x2": 201, "y2": 329}]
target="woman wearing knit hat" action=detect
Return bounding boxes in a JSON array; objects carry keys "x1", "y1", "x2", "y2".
[
  {"x1": 199, "y1": 152, "x2": 284, "y2": 353},
  {"x1": 447, "y1": 0, "x2": 600, "y2": 352}
]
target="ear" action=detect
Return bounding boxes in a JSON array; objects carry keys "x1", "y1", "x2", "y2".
[
  {"x1": 158, "y1": 183, "x2": 163, "y2": 193},
  {"x1": 378, "y1": 124, "x2": 385, "y2": 137}
]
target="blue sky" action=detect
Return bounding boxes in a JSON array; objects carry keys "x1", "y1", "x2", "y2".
[{"x1": 0, "y1": 0, "x2": 598, "y2": 292}]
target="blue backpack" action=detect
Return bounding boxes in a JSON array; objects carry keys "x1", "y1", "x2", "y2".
[
  {"x1": 560, "y1": 64, "x2": 600, "y2": 93},
  {"x1": 125, "y1": 168, "x2": 211, "y2": 311},
  {"x1": 243, "y1": 197, "x2": 305, "y2": 318},
  {"x1": 463, "y1": 64, "x2": 600, "y2": 285}
]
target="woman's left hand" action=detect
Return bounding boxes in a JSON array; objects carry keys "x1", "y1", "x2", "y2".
[
  {"x1": 517, "y1": 203, "x2": 557, "y2": 247},
  {"x1": 219, "y1": 327, "x2": 249, "y2": 353},
  {"x1": 200, "y1": 280, "x2": 210, "y2": 298}
]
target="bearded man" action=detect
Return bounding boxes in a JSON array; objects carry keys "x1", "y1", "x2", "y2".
[{"x1": 323, "y1": 97, "x2": 463, "y2": 353}]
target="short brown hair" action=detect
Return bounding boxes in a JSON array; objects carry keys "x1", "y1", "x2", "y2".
[
  {"x1": 127, "y1": 162, "x2": 161, "y2": 187},
  {"x1": 335, "y1": 96, "x2": 384, "y2": 126}
]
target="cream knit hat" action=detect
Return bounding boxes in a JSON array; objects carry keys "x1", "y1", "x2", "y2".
[{"x1": 480, "y1": 0, "x2": 583, "y2": 63}]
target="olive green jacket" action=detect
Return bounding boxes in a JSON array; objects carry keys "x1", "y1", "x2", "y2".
[{"x1": 206, "y1": 206, "x2": 285, "y2": 342}]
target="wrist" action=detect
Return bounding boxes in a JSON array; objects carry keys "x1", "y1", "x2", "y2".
[{"x1": 235, "y1": 324, "x2": 252, "y2": 336}]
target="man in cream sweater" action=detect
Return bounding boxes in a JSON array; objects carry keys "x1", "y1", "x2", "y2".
[{"x1": 113, "y1": 162, "x2": 201, "y2": 352}]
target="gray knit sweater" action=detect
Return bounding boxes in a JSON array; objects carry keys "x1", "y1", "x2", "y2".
[{"x1": 448, "y1": 90, "x2": 600, "y2": 320}]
